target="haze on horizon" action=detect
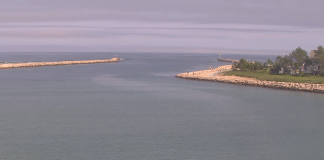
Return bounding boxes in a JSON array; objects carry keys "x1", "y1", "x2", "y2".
[{"x1": 1, "y1": 0, "x2": 323, "y2": 54}]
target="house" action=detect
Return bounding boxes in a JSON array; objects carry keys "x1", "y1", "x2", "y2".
[
  {"x1": 271, "y1": 66, "x2": 299, "y2": 75},
  {"x1": 303, "y1": 50, "x2": 321, "y2": 74},
  {"x1": 304, "y1": 63, "x2": 321, "y2": 74},
  {"x1": 270, "y1": 68, "x2": 285, "y2": 74},
  {"x1": 270, "y1": 68, "x2": 280, "y2": 74}
]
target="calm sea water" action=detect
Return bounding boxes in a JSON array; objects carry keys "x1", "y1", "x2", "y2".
[{"x1": 0, "y1": 52, "x2": 323, "y2": 160}]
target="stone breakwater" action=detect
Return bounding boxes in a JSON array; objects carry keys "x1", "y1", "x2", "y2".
[
  {"x1": 176, "y1": 65, "x2": 324, "y2": 93},
  {"x1": 0, "y1": 58, "x2": 120, "y2": 69},
  {"x1": 216, "y1": 58, "x2": 239, "y2": 63}
]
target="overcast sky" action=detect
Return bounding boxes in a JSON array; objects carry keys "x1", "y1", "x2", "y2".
[{"x1": 1, "y1": 0, "x2": 323, "y2": 53}]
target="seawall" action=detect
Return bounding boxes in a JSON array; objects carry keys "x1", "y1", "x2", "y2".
[
  {"x1": 0, "y1": 57, "x2": 120, "y2": 69},
  {"x1": 176, "y1": 65, "x2": 324, "y2": 94}
]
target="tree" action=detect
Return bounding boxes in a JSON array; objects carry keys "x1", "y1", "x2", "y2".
[
  {"x1": 274, "y1": 56, "x2": 283, "y2": 69},
  {"x1": 246, "y1": 62, "x2": 254, "y2": 71},
  {"x1": 267, "y1": 59, "x2": 274, "y2": 66},
  {"x1": 289, "y1": 47, "x2": 308, "y2": 69},
  {"x1": 263, "y1": 59, "x2": 273, "y2": 71},
  {"x1": 232, "y1": 62, "x2": 238, "y2": 69},
  {"x1": 254, "y1": 61, "x2": 263, "y2": 71},
  {"x1": 315, "y1": 45, "x2": 324, "y2": 55},
  {"x1": 274, "y1": 55, "x2": 293, "y2": 73},
  {"x1": 236, "y1": 58, "x2": 249, "y2": 70},
  {"x1": 263, "y1": 62, "x2": 268, "y2": 71},
  {"x1": 314, "y1": 45, "x2": 324, "y2": 73}
]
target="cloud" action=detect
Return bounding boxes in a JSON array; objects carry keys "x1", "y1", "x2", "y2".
[
  {"x1": 1, "y1": 0, "x2": 324, "y2": 27},
  {"x1": 0, "y1": 0, "x2": 324, "y2": 52}
]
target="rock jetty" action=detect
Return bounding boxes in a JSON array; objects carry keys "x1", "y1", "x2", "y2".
[
  {"x1": 0, "y1": 57, "x2": 120, "y2": 69},
  {"x1": 176, "y1": 65, "x2": 324, "y2": 93},
  {"x1": 216, "y1": 58, "x2": 239, "y2": 63}
]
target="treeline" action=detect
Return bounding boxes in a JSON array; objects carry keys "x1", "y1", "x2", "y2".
[{"x1": 233, "y1": 45, "x2": 324, "y2": 74}]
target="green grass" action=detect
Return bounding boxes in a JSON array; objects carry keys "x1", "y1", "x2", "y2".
[{"x1": 225, "y1": 71, "x2": 324, "y2": 84}]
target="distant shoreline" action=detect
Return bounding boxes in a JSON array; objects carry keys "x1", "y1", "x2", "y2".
[
  {"x1": 0, "y1": 57, "x2": 120, "y2": 69},
  {"x1": 176, "y1": 65, "x2": 324, "y2": 94}
]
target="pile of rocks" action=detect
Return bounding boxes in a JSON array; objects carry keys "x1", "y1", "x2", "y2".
[
  {"x1": 176, "y1": 65, "x2": 324, "y2": 93},
  {"x1": 0, "y1": 58, "x2": 120, "y2": 69},
  {"x1": 180, "y1": 65, "x2": 232, "y2": 77}
]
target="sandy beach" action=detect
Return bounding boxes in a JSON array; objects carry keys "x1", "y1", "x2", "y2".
[{"x1": 176, "y1": 65, "x2": 324, "y2": 93}]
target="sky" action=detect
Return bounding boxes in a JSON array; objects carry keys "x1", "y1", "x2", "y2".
[{"x1": 0, "y1": 0, "x2": 324, "y2": 54}]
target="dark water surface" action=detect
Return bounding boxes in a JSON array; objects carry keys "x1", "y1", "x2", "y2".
[{"x1": 0, "y1": 52, "x2": 323, "y2": 160}]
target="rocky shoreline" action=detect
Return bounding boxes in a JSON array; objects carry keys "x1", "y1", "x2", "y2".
[
  {"x1": 176, "y1": 65, "x2": 324, "y2": 93},
  {"x1": 0, "y1": 57, "x2": 120, "y2": 69}
]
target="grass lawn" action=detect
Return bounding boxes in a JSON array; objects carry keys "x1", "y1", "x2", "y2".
[{"x1": 225, "y1": 71, "x2": 324, "y2": 84}]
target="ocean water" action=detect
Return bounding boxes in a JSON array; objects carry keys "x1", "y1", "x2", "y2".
[{"x1": 0, "y1": 52, "x2": 323, "y2": 160}]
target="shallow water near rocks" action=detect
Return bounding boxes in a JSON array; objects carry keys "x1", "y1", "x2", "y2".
[{"x1": 0, "y1": 52, "x2": 323, "y2": 160}]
